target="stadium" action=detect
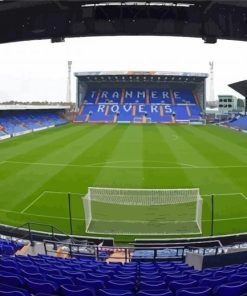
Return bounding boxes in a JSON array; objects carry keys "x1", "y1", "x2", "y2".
[{"x1": 1, "y1": 0, "x2": 247, "y2": 295}]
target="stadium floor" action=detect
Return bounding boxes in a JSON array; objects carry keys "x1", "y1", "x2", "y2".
[{"x1": 1, "y1": 123, "x2": 247, "y2": 241}]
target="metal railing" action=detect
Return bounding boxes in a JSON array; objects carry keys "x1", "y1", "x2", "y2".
[
  {"x1": 43, "y1": 239, "x2": 226, "y2": 262},
  {"x1": 7, "y1": 222, "x2": 75, "y2": 246}
]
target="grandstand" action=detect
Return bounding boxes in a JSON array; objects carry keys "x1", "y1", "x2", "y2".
[
  {"x1": 0, "y1": 107, "x2": 68, "y2": 140},
  {"x1": 1, "y1": 2, "x2": 247, "y2": 295},
  {"x1": 74, "y1": 72, "x2": 206, "y2": 124}
]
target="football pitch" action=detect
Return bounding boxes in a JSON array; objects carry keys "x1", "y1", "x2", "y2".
[{"x1": 1, "y1": 123, "x2": 247, "y2": 241}]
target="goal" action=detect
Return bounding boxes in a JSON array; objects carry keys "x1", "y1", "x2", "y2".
[{"x1": 83, "y1": 187, "x2": 203, "y2": 235}]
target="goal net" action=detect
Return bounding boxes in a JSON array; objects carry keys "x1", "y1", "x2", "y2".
[{"x1": 83, "y1": 187, "x2": 202, "y2": 235}]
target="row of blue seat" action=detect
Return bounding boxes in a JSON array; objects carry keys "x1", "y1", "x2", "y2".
[
  {"x1": 75, "y1": 104, "x2": 201, "y2": 123},
  {"x1": 84, "y1": 89, "x2": 196, "y2": 105},
  {"x1": 0, "y1": 112, "x2": 67, "y2": 136},
  {"x1": 2, "y1": 255, "x2": 247, "y2": 295},
  {"x1": 0, "y1": 240, "x2": 23, "y2": 255},
  {"x1": 227, "y1": 115, "x2": 247, "y2": 131}
]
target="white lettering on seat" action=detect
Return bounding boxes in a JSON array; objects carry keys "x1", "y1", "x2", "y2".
[
  {"x1": 162, "y1": 91, "x2": 170, "y2": 99},
  {"x1": 112, "y1": 91, "x2": 120, "y2": 99},
  {"x1": 125, "y1": 91, "x2": 133, "y2": 98},
  {"x1": 97, "y1": 105, "x2": 105, "y2": 112},
  {"x1": 137, "y1": 91, "x2": 145, "y2": 99},
  {"x1": 151, "y1": 105, "x2": 158, "y2": 113},
  {"x1": 123, "y1": 105, "x2": 132, "y2": 112},
  {"x1": 101, "y1": 91, "x2": 108, "y2": 99},
  {"x1": 111, "y1": 105, "x2": 120, "y2": 113},
  {"x1": 151, "y1": 91, "x2": 158, "y2": 99},
  {"x1": 139, "y1": 105, "x2": 145, "y2": 113}
]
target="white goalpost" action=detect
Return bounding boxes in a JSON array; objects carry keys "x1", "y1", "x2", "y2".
[{"x1": 83, "y1": 187, "x2": 203, "y2": 235}]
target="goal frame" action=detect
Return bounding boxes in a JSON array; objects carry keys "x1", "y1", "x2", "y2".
[{"x1": 83, "y1": 187, "x2": 203, "y2": 236}]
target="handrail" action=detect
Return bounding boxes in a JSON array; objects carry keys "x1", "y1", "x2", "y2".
[
  {"x1": 43, "y1": 239, "x2": 226, "y2": 262},
  {"x1": 8, "y1": 222, "x2": 75, "y2": 245},
  {"x1": 131, "y1": 239, "x2": 224, "y2": 247}
]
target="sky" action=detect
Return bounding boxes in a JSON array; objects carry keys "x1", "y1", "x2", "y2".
[{"x1": 0, "y1": 36, "x2": 246, "y2": 103}]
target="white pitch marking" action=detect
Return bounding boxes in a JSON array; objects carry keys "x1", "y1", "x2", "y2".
[
  {"x1": 240, "y1": 192, "x2": 247, "y2": 200},
  {"x1": 21, "y1": 191, "x2": 47, "y2": 214},
  {"x1": 2, "y1": 160, "x2": 209, "y2": 170},
  {"x1": 21, "y1": 190, "x2": 85, "y2": 214},
  {"x1": 201, "y1": 192, "x2": 243, "y2": 197},
  {"x1": 3, "y1": 206, "x2": 247, "y2": 224},
  {"x1": 0, "y1": 208, "x2": 84, "y2": 221},
  {"x1": 89, "y1": 160, "x2": 195, "y2": 168},
  {"x1": 203, "y1": 216, "x2": 247, "y2": 222},
  {"x1": 44, "y1": 190, "x2": 84, "y2": 196}
]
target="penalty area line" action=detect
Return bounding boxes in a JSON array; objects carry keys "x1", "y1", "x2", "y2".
[
  {"x1": 21, "y1": 190, "x2": 85, "y2": 214},
  {"x1": 21, "y1": 191, "x2": 47, "y2": 214},
  {"x1": 0, "y1": 208, "x2": 84, "y2": 221}
]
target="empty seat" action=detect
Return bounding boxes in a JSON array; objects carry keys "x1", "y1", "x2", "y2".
[
  {"x1": 137, "y1": 290, "x2": 173, "y2": 296},
  {"x1": 199, "y1": 276, "x2": 228, "y2": 289},
  {"x1": 0, "y1": 283, "x2": 31, "y2": 296},
  {"x1": 213, "y1": 281, "x2": 247, "y2": 296},
  {"x1": 139, "y1": 281, "x2": 167, "y2": 290},
  {"x1": 46, "y1": 274, "x2": 74, "y2": 285},
  {"x1": 61, "y1": 284, "x2": 93, "y2": 296},
  {"x1": 176, "y1": 286, "x2": 211, "y2": 296},
  {"x1": 169, "y1": 279, "x2": 197, "y2": 293},
  {"x1": 25, "y1": 278, "x2": 58, "y2": 294},
  {"x1": 106, "y1": 280, "x2": 135, "y2": 290},
  {"x1": 229, "y1": 273, "x2": 247, "y2": 282},
  {"x1": 0, "y1": 273, "x2": 25, "y2": 288},
  {"x1": 98, "y1": 289, "x2": 133, "y2": 296},
  {"x1": 75, "y1": 277, "x2": 104, "y2": 289}
]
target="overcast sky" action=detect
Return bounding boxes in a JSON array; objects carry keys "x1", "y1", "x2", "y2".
[{"x1": 0, "y1": 36, "x2": 246, "y2": 103}]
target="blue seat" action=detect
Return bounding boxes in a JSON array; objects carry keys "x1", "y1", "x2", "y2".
[
  {"x1": 62, "y1": 270, "x2": 85, "y2": 278},
  {"x1": 61, "y1": 284, "x2": 93, "y2": 296},
  {"x1": 0, "y1": 264, "x2": 19, "y2": 274},
  {"x1": 112, "y1": 275, "x2": 135, "y2": 281},
  {"x1": 160, "y1": 270, "x2": 180, "y2": 277},
  {"x1": 20, "y1": 270, "x2": 45, "y2": 279},
  {"x1": 0, "y1": 259, "x2": 17, "y2": 268},
  {"x1": 137, "y1": 290, "x2": 173, "y2": 296},
  {"x1": 25, "y1": 278, "x2": 58, "y2": 294},
  {"x1": 87, "y1": 272, "x2": 110, "y2": 281},
  {"x1": 39, "y1": 267, "x2": 61, "y2": 276},
  {"x1": 98, "y1": 289, "x2": 133, "y2": 296},
  {"x1": 75, "y1": 277, "x2": 104, "y2": 289},
  {"x1": 199, "y1": 276, "x2": 228, "y2": 289},
  {"x1": 106, "y1": 280, "x2": 135, "y2": 290},
  {"x1": 117, "y1": 271, "x2": 136, "y2": 276},
  {"x1": 213, "y1": 281, "x2": 247, "y2": 296},
  {"x1": 46, "y1": 274, "x2": 74, "y2": 285},
  {"x1": 169, "y1": 279, "x2": 197, "y2": 293},
  {"x1": 214, "y1": 270, "x2": 236, "y2": 278},
  {"x1": 229, "y1": 274, "x2": 247, "y2": 282},
  {"x1": 0, "y1": 291, "x2": 31, "y2": 296},
  {"x1": 141, "y1": 275, "x2": 162, "y2": 281},
  {"x1": 224, "y1": 264, "x2": 242, "y2": 270},
  {"x1": 139, "y1": 281, "x2": 167, "y2": 290},
  {"x1": 237, "y1": 267, "x2": 247, "y2": 273},
  {"x1": 0, "y1": 283, "x2": 31, "y2": 296},
  {"x1": 189, "y1": 272, "x2": 212, "y2": 281},
  {"x1": 17, "y1": 264, "x2": 39, "y2": 274},
  {"x1": 0, "y1": 273, "x2": 25, "y2": 288},
  {"x1": 165, "y1": 274, "x2": 188, "y2": 283},
  {"x1": 140, "y1": 271, "x2": 160, "y2": 276},
  {"x1": 176, "y1": 287, "x2": 211, "y2": 296}
]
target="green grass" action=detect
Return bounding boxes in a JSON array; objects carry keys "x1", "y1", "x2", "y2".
[{"x1": 1, "y1": 123, "x2": 247, "y2": 241}]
